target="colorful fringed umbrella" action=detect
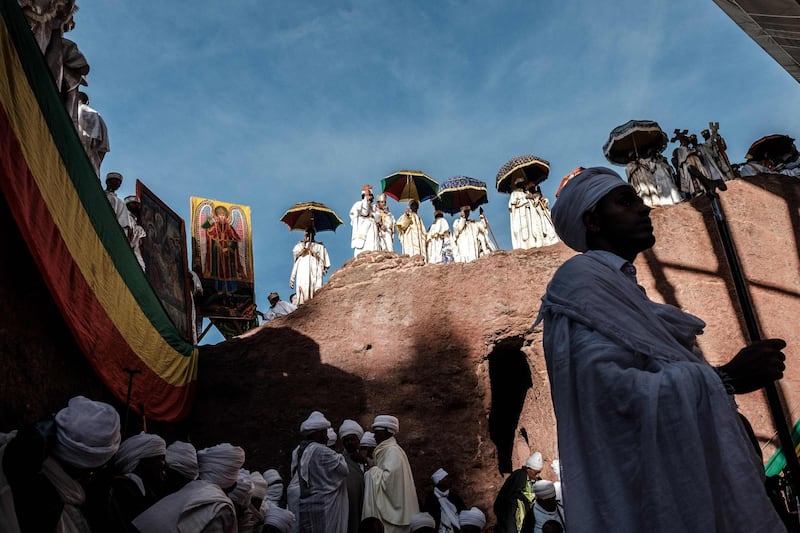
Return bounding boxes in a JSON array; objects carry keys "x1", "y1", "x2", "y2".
[
  {"x1": 496, "y1": 155, "x2": 550, "y2": 193},
  {"x1": 280, "y1": 201, "x2": 344, "y2": 232},
  {"x1": 433, "y1": 176, "x2": 489, "y2": 214},
  {"x1": 381, "y1": 170, "x2": 439, "y2": 202}
]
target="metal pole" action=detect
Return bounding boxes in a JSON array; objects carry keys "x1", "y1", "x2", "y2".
[
  {"x1": 121, "y1": 367, "x2": 141, "y2": 436},
  {"x1": 691, "y1": 166, "x2": 800, "y2": 500}
]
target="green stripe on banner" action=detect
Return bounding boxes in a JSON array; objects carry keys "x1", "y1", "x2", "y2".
[{"x1": 765, "y1": 419, "x2": 800, "y2": 477}]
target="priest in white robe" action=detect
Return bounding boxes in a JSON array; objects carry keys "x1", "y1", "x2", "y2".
[
  {"x1": 508, "y1": 178, "x2": 538, "y2": 249},
  {"x1": 105, "y1": 172, "x2": 133, "y2": 238},
  {"x1": 350, "y1": 185, "x2": 380, "y2": 257},
  {"x1": 290, "y1": 229, "x2": 330, "y2": 305},
  {"x1": 625, "y1": 155, "x2": 682, "y2": 207},
  {"x1": 289, "y1": 412, "x2": 349, "y2": 533},
  {"x1": 426, "y1": 210, "x2": 453, "y2": 264},
  {"x1": 375, "y1": 194, "x2": 396, "y2": 252},
  {"x1": 77, "y1": 92, "x2": 109, "y2": 176},
  {"x1": 538, "y1": 167, "x2": 787, "y2": 532},
  {"x1": 395, "y1": 200, "x2": 427, "y2": 261},
  {"x1": 452, "y1": 206, "x2": 494, "y2": 263},
  {"x1": 363, "y1": 415, "x2": 419, "y2": 533}
]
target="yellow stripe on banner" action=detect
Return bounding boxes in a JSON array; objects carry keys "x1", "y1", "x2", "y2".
[{"x1": 0, "y1": 22, "x2": 197, "y2": 385}]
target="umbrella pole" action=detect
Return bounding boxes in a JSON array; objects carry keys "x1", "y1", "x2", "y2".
[{"x1": 691, "y1": 167, "x2": 800, "y2": 509}]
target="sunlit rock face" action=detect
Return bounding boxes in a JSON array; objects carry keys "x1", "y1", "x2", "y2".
[{"x1": 1, "y1": 175, "x2": 798, "y2": 524}]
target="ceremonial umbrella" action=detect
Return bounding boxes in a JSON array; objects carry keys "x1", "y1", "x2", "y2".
[
  {"x1": 745, "y1": 134, "x2": 796, "y2": 163},
  {"x1": 280, "y1": 201, "x2": 344, "y2": 232},
  {"x1": 495, "y1": 155, "x2": 550, "y2": 193},
  {"x1": 603, "y1": 119, "x2": 668, "y2": 165},
  {"x1": 381, "y1": 170, "x2": 439, "y2": 202},
  {"x1": 433, "y1": 176, "x2": 489, "y2": 214}
]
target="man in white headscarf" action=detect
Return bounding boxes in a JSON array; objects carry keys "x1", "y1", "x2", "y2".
[
  {"x1": 493, "y1": 452, "x2": 542, "y2": 533},
  {"x1": 395, "y1": 200, "x2": 428, "y2": 261},
  {"x1": 77, "y1": 91, "x2": 109, "y2": 176},
  {"x1": 422, "y1": 468, "x2": 466, "y2": 533},
  {"x1": 427, "y1": 210, "x2": 453, "y2": 264},
  {"x1": 110, "y1": 432, "x2": 167, "y2": 529},
  {"x1": 362, "y1": 415, "x2": 419, "y2": 533},
  {"x1": 375, "y1": 194, "x2": 397, "y2": 252},
  {"x1": 453, "y1": 206, "x2": 494, "y2": 262},
  {"x1": 264, "y1": 505, "x2": 296, "y2": 533},
  {"x1": 457, "y1": 508, "x2": 486, "y2": 533},
  {"x1": 538, "y1": 166, "x2": 788, "y2": 532},
  {"x1": 263, "y1": 468, "x2": 284, "y2": 508},
  {"x1": 530, "y1": 480, "x2": 563, "y2": 533},
  {"x1": 287, "y1": 411, "x2": 349, "y2": 533},
  {"x1": 340, "y1": 419, "x2": 368, "y2": 533},
  {"x1": 134, "y1": 442, "x2": 243, "y2": 533},
  {"x1": 290, "y1": 229, "x2": 330, "y2": 305},
  {"x1": 105, "y1": 172, "x2": 133, "y2": 238},
  {"x1": 350, "y1": 185, "x2": 381, "y2": 257},
  {"x1": 164, "y1": 440, "x2": 198, "y2": 494}
]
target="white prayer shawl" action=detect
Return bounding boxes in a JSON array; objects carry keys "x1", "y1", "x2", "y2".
[
  {"x1": 129, "y1": 223, "x2": 146, "y2": 271},
  {"x1": 509, "y1": 189, "x2": 537, "y2": 249},
  {"x1": 265, "y1": 300, "x2": 297, "y2": 321},
  {"x1": 350, "y1": 200, "x2": 380, "y2": 256},
  {"x1": 293, "y1": 441, "x2": 349, "y2": 533},
  {"x1": 531, "y1": 501, "x2": 564, "y2": 533},
  {"x1": 626, "y1": 157, "x2": 681, "y2": 208},
  {"x1": 377, "y1": 209, "x2": 396, "y2": 252},
  {"x1": 537, "y1": 251, "x2": 785, "y2": 532},
  {"x1": 40, "y1": 457, "x2": 92, "y2": 533},
  {"x1": 132, "y1": 479, "x2": 236, "y2": 533},
  {"x1": 396, "y1": 212, "x2": 427, "y2": 261},
  {"x1": 77, "y1": 102, "x2": 109, "y2": 176},
  {"x1": 106, "y1": 191, "x2": 133, "y2": 233},
  {"x1": 426, "y1": 218, "x2": 451, "y2": 264},
  {"x1": 363, "y1": 437, "x2": 419, "y2": 533},
  {"x1": 290, "y1": 241, "x2": 330, "y2": 305},
  {"x1": 452, "y1": 218, "x2": 493, "y2": 263},
  {"x1": 433, "y1": 487, "x2": 459, "y2": 533},
  {"x1": 672, "y1": 145, "x2": 706, "y2": 197}
]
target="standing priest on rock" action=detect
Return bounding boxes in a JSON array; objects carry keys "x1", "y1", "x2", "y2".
[
  {"x1": 350, "y1": 184, "x2": 380, "y2": 257},
  {"x1": 536, "y1": 167, "x2": 788, "y2": 532}
]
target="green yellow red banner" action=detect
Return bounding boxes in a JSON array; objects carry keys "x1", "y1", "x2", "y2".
[{"x1": 0, "y1": 0, "x2": 197, "y2": 421}]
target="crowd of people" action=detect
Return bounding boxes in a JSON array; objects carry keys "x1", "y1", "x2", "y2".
[{"x1": 2, "y1": 398, "x2": 568, "y2": 532}]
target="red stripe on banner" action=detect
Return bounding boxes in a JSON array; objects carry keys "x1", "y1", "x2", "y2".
[{"x1": 0, "y1": 103, "x2": 194, "y2": 420}]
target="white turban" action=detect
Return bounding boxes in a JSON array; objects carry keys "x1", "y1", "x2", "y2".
[
  {"x1": 327, "y1": 428, "x2": 338, "y2": 446},
  {"x1": 360, "y1": 432, "x2": 377, "y2": 448},
  {"x1": 550, "y1": 166, "x2": 626, "y2": 252},
  {"x1": 431, "y1": 468, "x2": 448, "y2": 485},
  {"x1": 114, "y1": 432, "x2": 166, "y2": 474},
  {"x1": 339, "y1": 419, "x2": 364, "y2": 440},
  {"x1": 459, "y1": 507, "x2": 486, "y2": 528},
  {"x1": 53, "y1": 396, "x2": 121, "y2": 469},
  {"x1": 229, "y1": 469, "x2": 253, "y2": 507},
  {"x1": 263, "y1": 469, "x2": 284, "y2": 502},
  {"x1": 300, "y1": 411, "x2": 331, "y2": 435},
  {"x1": 551, "y1": 459, "x2": 561, "y2": 481},
  {"x1": 409, "y1": 512, "x2": 437, "y2": 531},
  {"x1": 166, "y1": 441, "x2": 198, "y2": 480},
  {"x1": 532, "y1": 479, "x2": 557, "y2": 499},
  {"x1": 197, "y1": 443, "x2": 245, "y2": 488},
  {"x1": 372, "y1": 415, "x2": 399, "y2": 435},
  {"x1": 525, "y1": 451, "x2": 543, "y2": 471},
  {"x1": 264, "y1": 505, "x2": 296, "y2": 532},
  {"x1": 250, "y1": 471, "x2": 267, "y2": 500}
]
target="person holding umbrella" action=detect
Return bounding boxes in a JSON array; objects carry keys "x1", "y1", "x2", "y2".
[
  {"x1": 350, "y1": 184, "x2": 381, "y2": 257},
  {"x1": 395, "y1": 199, "x2": 428, "y2": 261},
  {"x1": 289, "y1": 228, "x2": 330, "y2": 305},
  {"x1": 453, "y1": 206, "x2": 494, "y2": 263}
]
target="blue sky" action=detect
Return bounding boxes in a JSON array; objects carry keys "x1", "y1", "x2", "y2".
[{"x1": 68, "y1": 1, "x2": 800, "y2": 344}]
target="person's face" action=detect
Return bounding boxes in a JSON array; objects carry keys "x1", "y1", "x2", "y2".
[
  {"x1": 359, "y1": 445, "x2": 375, "y2": 458},
  {"x1": 373, "y1": 428, "x2": 391, "y2": 443},
  {"x1": 106, "y1": 177, "x2": 121, "y2": 191},
  {"x1": 137, "y1": 454, "x2": 167, "y2": 485},
  {"x1": 436, "y1": 475, "x2": 452, "y2": 491},
  {"x1": 342, "y1": 434, "x2": 360, "y2": 453},
  {"x1": 377, "y1": 199, "x2": 387, "y2": 210},
  {"x1": 461, "y1": 207, "x2": 471, "y2": 218},
  {"x1": 584, "y1": 185, "x2": 654, "y2": 261},
  {"x1": 525, "y1": 467, "x2": 541, "y2": 480}
]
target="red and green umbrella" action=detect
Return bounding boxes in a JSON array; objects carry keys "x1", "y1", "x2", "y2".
[{"x1": 381, "y1": 170, "x2": 439, "y2": 202}]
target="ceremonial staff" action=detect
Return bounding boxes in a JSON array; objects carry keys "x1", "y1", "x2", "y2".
[{"x1": 691, "y1": 166, "x2": 800, "y2": 499}]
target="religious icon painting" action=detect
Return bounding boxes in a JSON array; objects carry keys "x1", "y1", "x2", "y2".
[{"x1": 190, "y1": 197, "x2": 256, "y2": 327}]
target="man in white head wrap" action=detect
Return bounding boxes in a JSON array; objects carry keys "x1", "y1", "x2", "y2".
[
  {"x1": 263, "y1": 468, "x2": 284, "y2": 507},
  {"x1": 339, "y1": 419, "x2": 367, "y2": 533},
  {"x1": 452, "y1": 205, "x2": 494, "y2": 263},
  {"x1": 287, "y1": 411, "x2": 349, "y2": 533},
  {"x1": 165, "y1": 441, "x2": 198, "y2": 494},
  {"x1": 133, "y1": 442, "x2": 242, "y2": 533},
  {"x1": 422, "y1": 468, "x2": 466, "y2": 533},
  {"x1": 359, "y1": 432, "x2": 377, "y2": 463},
  {"x1": 530, "y1": 480, "x2": 563, "y2": 533},
  {"x1": 493, "y1": 452, "x2": 542, "y2": 533},
  {"x1": 375, "y1": 193, "x2": 396, "y2": 252},
  {"x1": 264, "y1": 505, "x2": 296, "y2": 533},
  {"x1": 350, "y1": 184, "x2": 381, "y2": 257},
  {"x1": 110, "y1": 432, "x2": 167, "y2": 529},
  {"x1": 395, "y1": 199, "x2": 428, "y2": 261},
  {"x1": 409, "y1": 511, "x2": 437, "y2": 532},
  {"x1": 458, "y1": 507, "x2": 486, "y2": 533},
  {"x1": 362, "y1": 415, "x2": 419, "y2": 533},
  {"x1": 537, "y1": 167, "x2": 788, "y2": 531}
]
